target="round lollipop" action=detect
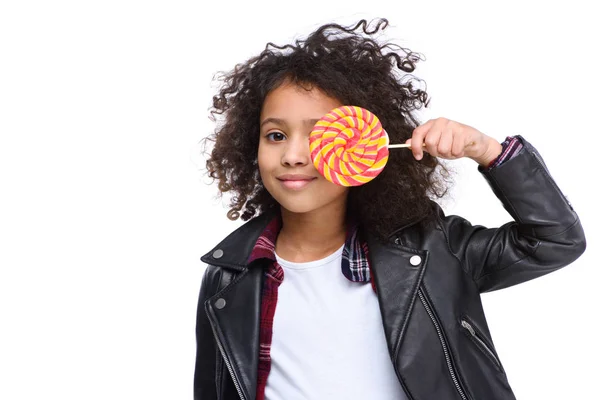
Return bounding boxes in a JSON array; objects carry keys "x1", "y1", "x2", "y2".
[{"x1": 309, "y1": 106, "x2": 392, "y2": 186}]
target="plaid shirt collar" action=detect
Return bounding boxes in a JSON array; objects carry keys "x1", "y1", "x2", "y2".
[{"x1": 247, "y1": 214, "x2": 372, "y2": 284}]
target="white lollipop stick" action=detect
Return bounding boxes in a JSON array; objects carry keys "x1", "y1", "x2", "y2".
[{"x1": 388, "y1": 143, "x2": 426, "y2": 149}]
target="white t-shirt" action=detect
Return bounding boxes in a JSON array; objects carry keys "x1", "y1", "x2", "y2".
[{"x1": 264, "y1": 244, "x2": 408, "y2": 400}]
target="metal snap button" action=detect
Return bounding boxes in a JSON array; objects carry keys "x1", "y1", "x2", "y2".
[
  {"x1": 215, "y1": 298, "x2": 226, "y2": 309},
  {"x1": 212, "y1": 249, "x2": 224, "y2": 259},
  {"x1": 409, "y1": 255, "x2": 421, "y2": 266}
]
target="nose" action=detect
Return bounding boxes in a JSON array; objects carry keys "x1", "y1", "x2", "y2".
[{"x1": 281, "y1": 135, "x2": 310, "y2": 167}]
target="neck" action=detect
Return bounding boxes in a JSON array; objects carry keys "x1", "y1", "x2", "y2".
[{"x1": 276, "y1": 202, "x2": 348, "y2": 262}]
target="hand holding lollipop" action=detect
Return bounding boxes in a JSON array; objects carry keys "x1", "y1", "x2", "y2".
[{"x1": 309, "y1": 106, "x2": 501, "y2": 186}]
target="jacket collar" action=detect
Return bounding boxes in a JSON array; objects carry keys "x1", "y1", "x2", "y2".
[
  {"x1": 200, "y1": 208, "x2": 279, "y2": 272},
  {"x1": 200, "y1": 203, "x2": 437, "y2": 271}
]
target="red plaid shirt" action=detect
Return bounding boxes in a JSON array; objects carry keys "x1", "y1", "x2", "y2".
[{"x1": 246, "y1": 137, "x2": 522, "y2": 400}]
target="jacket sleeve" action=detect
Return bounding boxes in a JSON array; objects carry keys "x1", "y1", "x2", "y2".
[
  {"x1": 194, "y1": 265, "x2": 219, "y2": 400},
  {"x1": 442, "y1": 135, "x2": 586, "y2": 293}
]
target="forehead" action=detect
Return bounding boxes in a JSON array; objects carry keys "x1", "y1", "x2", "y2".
[{"x1": 260, "y1": 82, "x2": 342, "y2": 121}]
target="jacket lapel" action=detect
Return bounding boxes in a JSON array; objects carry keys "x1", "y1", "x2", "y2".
[
  {"x1": 366, "y1": 232, "x2": 428, "y2": 364},
  {"x1": 200, "y1": 212, "x2": 277, "y2": 400},
  {"x1": 205, "y1": 265, "x2": 264, "y2": 400}
]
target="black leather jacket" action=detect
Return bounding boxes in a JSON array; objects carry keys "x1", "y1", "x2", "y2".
[{"x1": 194, "y1": 137, "x2": 586, "y2": 400}]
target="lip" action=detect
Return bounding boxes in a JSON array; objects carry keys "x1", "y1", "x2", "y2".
[
  {"x1": 277, "y1": 174, "x2": 318, "y2": 181},
  {"x1": 276, "y1": 174, "x2": 317, "y2": 190}
]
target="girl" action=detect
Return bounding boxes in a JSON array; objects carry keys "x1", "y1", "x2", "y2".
[{"x1": 194, "y1": 19, "x2": 586, "y2": 400}]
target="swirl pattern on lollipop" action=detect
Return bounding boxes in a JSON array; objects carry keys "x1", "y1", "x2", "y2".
[{"x1": 309, "y1": 106, "x2": 389, "y2": 186}]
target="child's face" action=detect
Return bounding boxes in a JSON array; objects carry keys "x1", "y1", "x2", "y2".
[{"x1": 258, "y1": 81, "x2": 349, "y2": 216}]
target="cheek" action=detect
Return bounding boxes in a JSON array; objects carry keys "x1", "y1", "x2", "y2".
[
  {"x1": 320, "y1": 179, "x2": 349, "y2": 196},
  {"x1": 257, "y1": 143, "x2": 275, "y2": 168},
  {"x1": 257, "y1": 163, "x2": 268, "y2": 185},
  {"x1": 256, "y1": 147, "x2": 268, "y2": 173},
  {"x1": 256, "y1": 154, "x2": 274, "y2": 188}
]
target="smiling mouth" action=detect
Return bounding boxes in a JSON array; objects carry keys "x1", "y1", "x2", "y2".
[{"x1": 277, "y1": 178, "x2": 316, "y2": 190}]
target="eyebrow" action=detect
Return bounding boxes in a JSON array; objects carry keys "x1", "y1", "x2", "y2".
[{"x1": 260, "y1": 117, "x2": 321, "y2": 129}]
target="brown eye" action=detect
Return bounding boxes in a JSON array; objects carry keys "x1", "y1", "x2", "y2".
[{"x1": 266, "y1": 131, "x2": 286, "y2": 141}]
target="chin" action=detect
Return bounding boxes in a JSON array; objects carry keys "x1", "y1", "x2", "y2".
[
  {"x1": 280, "y1": 205, "x2": 315, "y2": 214},
  {"x1": 277, "y1": 201, "x2": 322, "y2": 215}
]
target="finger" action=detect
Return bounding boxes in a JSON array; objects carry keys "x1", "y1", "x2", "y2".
[
  {"x1": 451, "y1": 133, "x2": 466, "y2": 158},
  {"x1": 411, "y1": 119, "x2": 435, "y2": 160},
  {"x1": 438, "y1": 124, "x2": 455, "y2": 158},
  {"x1": 423, "y1": 118, "x2": 447, "y2": 158}
]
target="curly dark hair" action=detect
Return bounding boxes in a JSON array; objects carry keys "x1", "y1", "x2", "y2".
[{"x1": 202, "y1": 18, "x2": 452, "y2": 241}]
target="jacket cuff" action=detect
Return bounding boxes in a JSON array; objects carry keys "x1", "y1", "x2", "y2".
[{"x1": 485, "y1": 136, "x2": 524, "y2": 170}]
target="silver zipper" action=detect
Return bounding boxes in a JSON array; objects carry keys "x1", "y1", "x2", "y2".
[
  {"x1": 215, "y1": 349, "x2": 223, "y2": 399},
  {"x1": 418, "y1": 289, "x2": 468, "y2": 400},
  {"x1": 460, "y1": 319, "x2": 501, "y2": 370},
  {"x1": 208, "y1": 318, "x2": 246, "y2": 400}
]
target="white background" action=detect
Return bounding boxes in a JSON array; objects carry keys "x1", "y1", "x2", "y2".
[{"x1": 0, "y1": 1, "x2": 598, "y2": 399}]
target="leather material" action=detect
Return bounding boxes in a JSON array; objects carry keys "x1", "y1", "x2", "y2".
[{"x1": 194, "y1": 136, "x2": 586, "y2": 400}]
